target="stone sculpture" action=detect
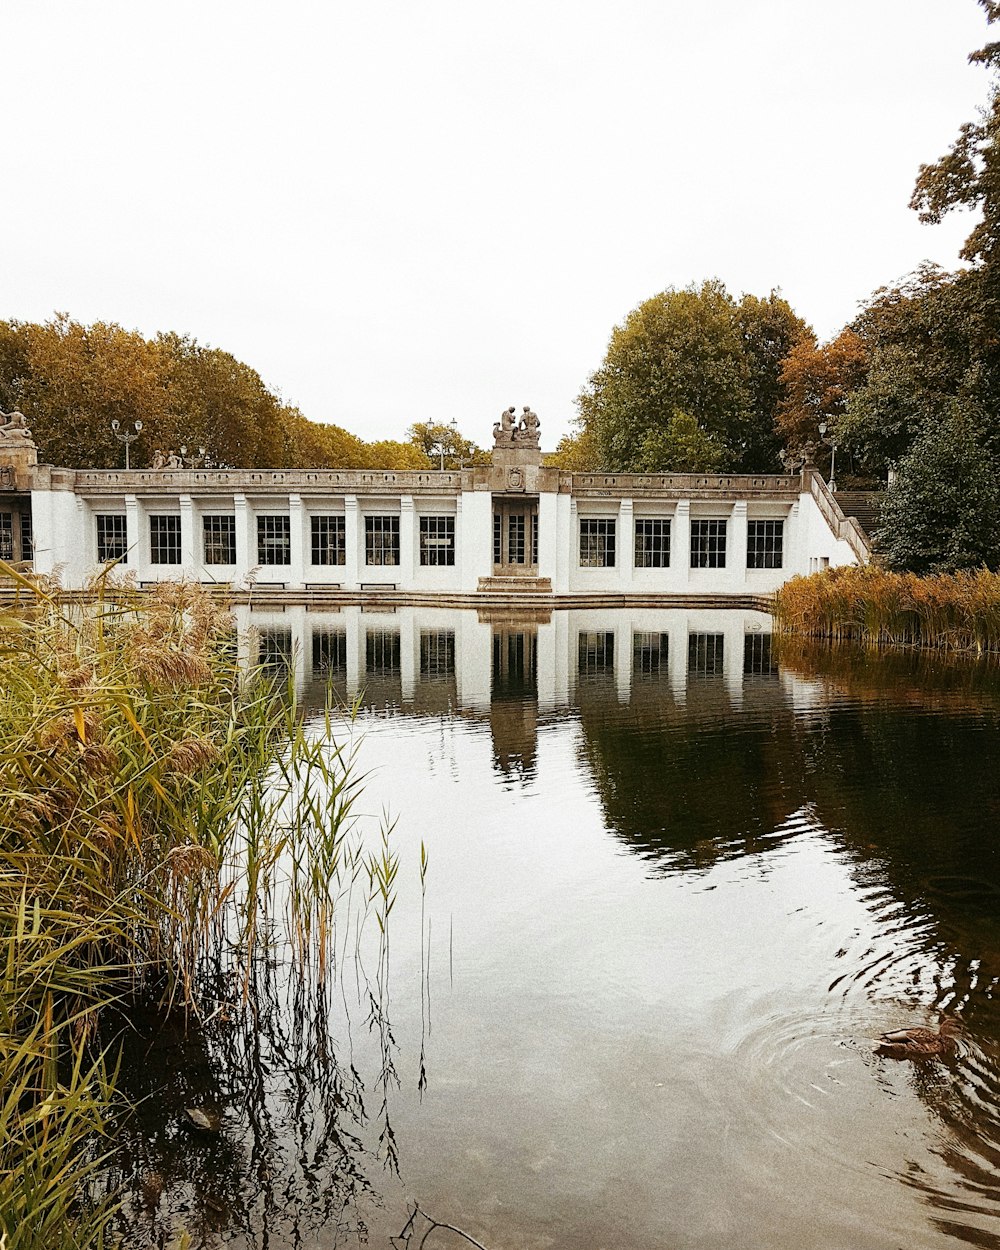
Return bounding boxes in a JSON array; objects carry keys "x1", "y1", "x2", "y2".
[
  {"x1": 493, "y1": 405, "x2": 541, "y2": 449},
  {"x1": 0, "y1": 410, "x2": 34, "y2": 443}
]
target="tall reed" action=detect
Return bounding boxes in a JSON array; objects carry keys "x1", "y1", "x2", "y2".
[
  {"x1": 773, "y1": 566, "x2": 1000, "y2": 653},
  {"x1": 0, "y1": 572, "x2": 374, "y2": 1246}
]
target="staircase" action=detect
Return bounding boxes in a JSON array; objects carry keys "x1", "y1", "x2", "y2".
[
  {"x1": 834, "y1": 490, "x2": 882, "y2": 545},
  {"x1": 477, "y1": 575, "x2": 552, "y2": 594}
]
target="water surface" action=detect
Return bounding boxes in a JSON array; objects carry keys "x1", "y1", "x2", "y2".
[{"x1": 118, "y1": 606, "x2": 1000, "y2": 1249}]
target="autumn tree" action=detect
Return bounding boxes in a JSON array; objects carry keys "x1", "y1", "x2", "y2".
[
  {"x1": 775, "y1": 328, "x2": 867, "y2": 457},
  {"x1": 406, "y1": 420, "x2": 486, "y2": 469},
  {"x1": 578, "y1": 281, "x2": 809, "y2": 474}
]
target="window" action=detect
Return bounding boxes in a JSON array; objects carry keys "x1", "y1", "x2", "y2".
[
  {"x1": 688, "y1": 633, "x2": 724, "y2": 676},
  {"x1": 20, "y1": 512, "x2": 32, "y2": 562},
  {"x1": 366, "y1": 628, "x2": 400, "y2": 675},
  {"x1": 96, "y1": 514, "x2": 128, "y2": 563},
  {"x1": 634, "y1": 631, "x2": 669, "y2": 675},
  {"x1": 257, "y1": 515, "x2": 291, "y2": 565},
  {"x1": 744, "y1": 633, "x2": 776, "y2": 676},
  {"x1": 311, "y1": 515, "x2": 346, "y2": 566},
  {"x1": 420, "y1": 630, "x2": 455, "y2": 676},
  {"x1": 580, "y1": 518, "x2": 616, "y2": 568},
  {"x1": 508, "y1": 513, "x2": 526, "y2": 564},
  {"x1": 204, "y1": 515, "x2": 236, "y2": 565},
  {"x1": 365, "y1": 515, "x2": 399, "y2": 566},
  {"x1": 493, "y1": 513, "x2": 502, "y2": 565},
  {"x1": 691, "y1": 519, "x2": 727, "y2": 568},
  {"x1": 312, "y1": 629, "x2": 346, "y2": 676},
  {"x1": 747, "y1": 519, "x2": 784, "y2": 569},
  {"x1": 419, "y1": 515, "x2": 455, "y2": 566},
  {"x1": 259, "y1": 628, "x2": 292, "y2": 673},
  {"x1": 635, "y1": 518, "x2": 671, "y2": 568},
  {"x1": 579, "y1": 630, "x2": 614, "y2": 672},
  {"x1": 0, "y1": 514, "x2": 12, "y2": 562},
  {"x1": 150, "y1": 514, "x2": 181, "y2": 565}
]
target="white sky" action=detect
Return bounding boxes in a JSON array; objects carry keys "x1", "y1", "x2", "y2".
[{"x1": 3, "y1": 1, "x2": 992, "y2": 449}]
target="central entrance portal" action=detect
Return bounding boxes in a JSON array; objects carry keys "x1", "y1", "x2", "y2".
[{"x1": 492, "y1": 500, "x2": 538, "y2": 574}]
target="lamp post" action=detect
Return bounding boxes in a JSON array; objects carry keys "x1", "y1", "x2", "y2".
[
  {"x1": 110, "y1": 419, "x2": 143, "y2": 470},
  {"x1": 818, "y1": 422, "x2": 838, "y2": 493}
]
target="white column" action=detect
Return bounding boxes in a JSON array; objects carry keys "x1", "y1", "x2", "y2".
[
  {"x1": 399, "y1": 495, "x2": 415, "y2": 588},
  {"x1": 537, "y1": 489, "x2": 559, "y2": 586},
  {"x1": 673, "y1": 500, "x2": 691, "y2": 586},
  {"x1": 124, "y1": 495, "x2": 145, "y2": 580},
  {"x1": 179, "y1": 494, "x2": 196, "y2": 577},
  {"x1": 288, "y1": 494, "x2": 306, "y2": 590},
  {"x1": 400, "y1": 607, "x2": 416, "y2": 701},
  {"x1": 555, "y1": 492, "x2": 573, "y2": 594},
  {"x1": 345, "y1": 607, "x2": 363, "y2": 697},
  {"x1": 785, "y1": 500, "x2": 802, "y2": 575},
  {"x1": 344, "y1": 495, "x2": 360, "y2": 589},
  {"x1": 618, "y1": 499, "x2": 634, "y2": 591},
  {"x1": 730, "y1": 501, "x2": 748, "y2": 585},
  {"x1": 233, "y1": 493, "x2": 251, "y2": 584},
  {"x1": 459, "y1": 490, "x2": 492, "y2": 592}
]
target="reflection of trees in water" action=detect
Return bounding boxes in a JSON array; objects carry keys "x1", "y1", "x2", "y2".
[{"x1": 107, "y1": 938, "x2": 399, "y2": 1247}]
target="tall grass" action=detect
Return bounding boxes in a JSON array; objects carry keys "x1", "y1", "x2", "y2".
[
  {"x1": 0, "y1": 572, "x2": 373, "y2": 1246},
  {"x1": 773, "y1": 565, "x2": 1000, "y2": 653}
]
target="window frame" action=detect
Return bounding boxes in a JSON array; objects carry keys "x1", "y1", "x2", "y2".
[
  {"x1": 634, "y1": 517, "x2": 671, "y2": 568},
  {"x1": 690, "y1": 518, "x2": 727, "y2": 569},
  {"x1": 311, "y1": 514, "x2": 346, "y2": 566},
  {"x1": 364, "y1": 515, "x2": 400, "y2": 567},
  {"x1": 419, "y1": 515, "x2": 456, "y2": 567},
  {"x1": 579, "y1": 517, "x2": 616, "y2": 568},
  {"x1": 149, "y1": 514, "x2": 182, "y2": 565},
  {"x1": 96, "y1": 513, "x2": 128, "y2": 564},
  {"x1": 257, "y1": 514, "x2": 291, "y2": 566},
  {"x1": 746, "y1": 519, "x2": 784, "y2": 570},
  {"x1": 203, "y1": 514, "x2": 237, "y2": 566}
]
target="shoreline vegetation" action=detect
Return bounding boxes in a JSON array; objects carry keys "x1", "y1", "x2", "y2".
[
  {"x1": 773, "y1": 566, "x2": 1000, "y2": 654},
  {"x1": 0, "y1": 572, "x2": 390, "y2": 1248}
]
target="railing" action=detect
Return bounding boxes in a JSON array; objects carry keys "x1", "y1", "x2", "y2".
[
  {"x1": 806, "y1": 468, "x2": 872, "y2": 563},
  {"x1": 571, "y1": 471, "x2": 799, "y2": 495},
  {"x1": 68, "y1": 468, "x2": 465, "y2": 493}
]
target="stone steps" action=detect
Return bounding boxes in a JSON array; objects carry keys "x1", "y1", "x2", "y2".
[
  {"x1": 835, "y1": 490, "x2": 883, "y2": 543},
  {"x1": 477, "y1": 575, "x2": 553, "y2": 594}
]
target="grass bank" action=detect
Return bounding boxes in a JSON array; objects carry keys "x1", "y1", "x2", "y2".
[
  {"x1": 773, "y1": 565, "x2": 1000, "y2": 652},
  {"x1": 0, "y1": 573, "x2": 371, "y2": 1247}
]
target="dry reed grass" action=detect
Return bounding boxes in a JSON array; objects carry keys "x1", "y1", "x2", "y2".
[{"x1": 772, "y1": 565, "x2": 1000, "y2": 653}]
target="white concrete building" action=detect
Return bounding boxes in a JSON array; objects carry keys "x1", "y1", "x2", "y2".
[{"x1": 1, "y1": 411, "x2": 868, "y2": 603}]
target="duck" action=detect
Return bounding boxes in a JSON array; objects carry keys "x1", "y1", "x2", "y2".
[{"x1": 876, "y1": 1016, "x2": 962, "y2": 1059}]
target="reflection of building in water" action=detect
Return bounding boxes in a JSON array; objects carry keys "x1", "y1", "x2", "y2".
[
  {"x1": 490, "y1": 626, "x2": 539, "y2": 780},
  {"x1": 239, "y1": 603, "x2": 821, "y2": 725}
]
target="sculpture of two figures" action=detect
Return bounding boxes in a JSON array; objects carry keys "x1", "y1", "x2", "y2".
[
  {"x1": 0, "y1": 410, "x2": 34, "y2": 445},
  {"x1": 493, "y1": 405, "x2": 541, "y2": 449}
]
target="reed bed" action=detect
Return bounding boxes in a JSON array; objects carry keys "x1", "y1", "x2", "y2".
[
  {"x1": 0, "y1": 571, "x2": 377, "y2": 1247},
  {"x1": 772, "y1": 565, "x2": 1000, "y2": 653}
]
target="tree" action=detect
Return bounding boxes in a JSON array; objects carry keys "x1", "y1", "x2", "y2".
[
  {"x1": 776, "y1": 328, "x2": 867, "y2": 456},
  {"x1": 406, "y1": 420, "x2": 485, "y2": 469},
  {"x1": 910, "y1": 0, "x2": 1000, "y2": 267},
  {"x1": 878, "y1": 404, "x2": 1000, "y2": 573},
  {"x1": 840, "y1": 265, "x2": 997, "y2": 475},
  {"x1": 577, "y1": 280, "x2": 808, "y2": 474},
  {"x1": 734, "y1": 291, "x2": 812, "y2": 469}
]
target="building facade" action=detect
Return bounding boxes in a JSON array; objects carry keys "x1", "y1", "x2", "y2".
[{"x1": 2, "y1": 410, "x2": 868, "y2": 601}]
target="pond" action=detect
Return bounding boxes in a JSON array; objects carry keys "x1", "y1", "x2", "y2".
[{"x1": 115, "y1": 605, "x2": 1000, "y2": 1249}]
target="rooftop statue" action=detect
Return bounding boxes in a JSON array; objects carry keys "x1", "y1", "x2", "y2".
[
  {"x1": 0, "y1": 410, "x2": 34, "y2": 444},
  {"x1": 493, "y1": 405, "x2": 541, "y2": 449}
]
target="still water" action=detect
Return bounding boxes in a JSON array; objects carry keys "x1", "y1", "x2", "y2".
[{"x1": 118, "y1": 606, "x2": 1000, "y2": 1249}]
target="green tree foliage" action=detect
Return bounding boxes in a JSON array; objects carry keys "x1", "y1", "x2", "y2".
[
  {"x1": 841, "y1": 266, "x2": 996, "y2": 476},
  {"x1": 406, "y1": 420, "x2": 487, "y2": 469},
  {"x1": 910, "y1": 0, "x2": 1000, "y2": 266},
  {"x1": 546, "y1": 422, "x2": 601, "y2": 471},
  {"x1": 878, "y1": 405, "x2": 1000, "y2": 574},
  {"x1": 578, "y1": 281, "x2": 809, "y2": 473}
]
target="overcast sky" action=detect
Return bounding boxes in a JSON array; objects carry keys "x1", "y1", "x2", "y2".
[{"x1": 3, "y1": 1, "x2": 992, "y2": 449}]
